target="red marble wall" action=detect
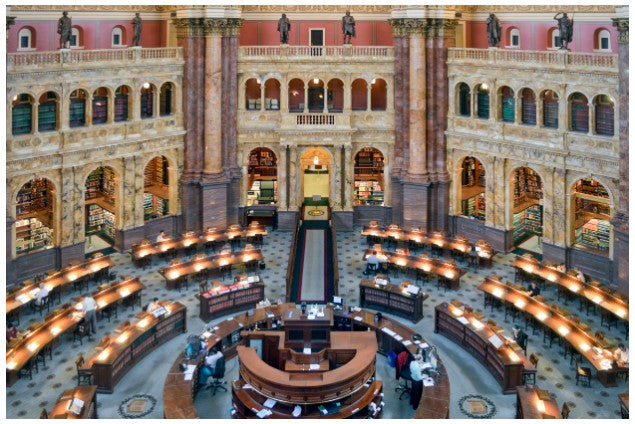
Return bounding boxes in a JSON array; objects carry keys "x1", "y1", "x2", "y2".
[
  {"x1": 8, "y1": 19, "x2": 165, "y2": 52},
  {"x1": 465, "y1": 20, "x2": 618, "y2": 52},
  {"x1": 239, "y1": 20, "x2": 393, "y2": 46}
]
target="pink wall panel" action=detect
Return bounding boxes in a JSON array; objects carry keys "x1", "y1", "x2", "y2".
[
  {"x1": 240, "y1": 21, "x2": 260, "y2": 45},
  {"x1": 374, "y1": 21, "x2": 394, "y2": 46},
  {"x1": 260, "y1": 21, "x2": 283, "y2": 46},
  {"x1": 8, "y1": 21, "x2": 55, "y2": 52}
]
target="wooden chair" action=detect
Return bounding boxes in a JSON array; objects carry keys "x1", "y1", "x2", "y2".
[
  {"x1": 575, "y1": 357, "x2": 592, "y2": 387},
  {"x1": 199, "y1": 281, "x2": 209, "y2": 293},
  {"x1": 40, "y1": 408, "x2": 48, "y2": 419},
  {"x1": 523, "y1": 353, "x2": 539, "y2": 385},
  {"x1": 72, "y1": 319, "x2": 89, "y2": 346},
  {"x1": 94, "y1": 335, "x2": 110, "y2": 352},
  {"x1": 75, "y1": 355, "x2": 93, "y2": 386},
  {"x1": 561, "y1": 402, "x2": 570, "y2": 419}
]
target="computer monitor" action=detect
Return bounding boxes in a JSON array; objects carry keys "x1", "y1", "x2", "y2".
[{"x1": 333, "y1": 296, "x2": 343, "y2": 305}]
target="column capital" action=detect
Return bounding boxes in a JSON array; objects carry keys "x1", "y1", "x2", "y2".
[
  {"x1": 612, "y1": 18, "x2": 629, "y2": 44},
  {"x1": 430, "y1": 18, "x2": 458, "y2": 38},
  {"x1": 389, "y1": 18, "x2": 431, "y2": 37},
  {"x1": 172, "y1": 17, "x2": 243, "y2": 37}
]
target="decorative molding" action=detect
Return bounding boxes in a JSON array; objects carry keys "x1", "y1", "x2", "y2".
[
  {"x1": 172, "y1": 17, "x2": 243, "y2": 37},
  {"x1": 241, "y1": 5, "x2": 392, "y2": 14},
  {"x1": 612, "y1": 18, "x2": 629, "y2": 44},
  {"x1": 389, "y1": 18, "x2": 430, "y2": 37},
  {"x1": 471, "y1": 5, "x2": 616, "y2": 13}
]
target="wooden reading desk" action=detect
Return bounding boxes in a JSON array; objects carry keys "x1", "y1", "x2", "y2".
[
  {"x1": 48, "y1": 385, "x2": 98, "y2": 419},
  {"x1": 478, "y1": 276, "x2": 624, "y2": 387},
  {"x1": 360, "y1": 277, "x2": 428, "y2": 322},
  {"x1": 515, "y1": 385, "x2": 562, "y2": 419},
  {"x1": 198, "y1": 275, "x2": 265, "y2": 321}
]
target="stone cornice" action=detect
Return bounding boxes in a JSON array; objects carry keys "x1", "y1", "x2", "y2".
[
  {"x1": 173, "y1": 17, "x2": 243, "y2": 38},
  {"x1": 612, "y1": 18, "x2": 629, "y2": 44},
  {"x1": 389, "y1": 18, "x2": 458, "y2": 38}
]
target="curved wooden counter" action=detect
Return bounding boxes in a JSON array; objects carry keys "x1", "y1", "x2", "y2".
[{"x1": 162, "y1": 303, "x2": 450, "y2": 419}]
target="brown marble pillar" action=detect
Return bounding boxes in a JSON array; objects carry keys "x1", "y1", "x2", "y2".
[
  {"x1": 425, "y1": 21, "x2": 435, "y2": 178},
  {"x1": 203, "y1": 28, "x2": 223, "y2": 175},
  {"x1": 408, "y1": 26, "x2": 427, "y2": 177},
  {"x1": 611, "y1": 16, "x2": 628, "y2": 295}
]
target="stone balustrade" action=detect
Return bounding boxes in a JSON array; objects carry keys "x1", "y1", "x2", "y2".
[
  {"x1": 240, "y1": 45, "x2": 394, "y2": 59},
  {"x1": 448, "y1": 48, "x2": 618, "y2": 73},
  {"x1": 7, "y1": 47, "x2": 184, "y2": 71}
]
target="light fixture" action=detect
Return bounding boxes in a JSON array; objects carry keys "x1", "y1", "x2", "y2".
[
  {"x1": 536, "y1": 311, "x2": 548, "y2": 321},
  {"x1": 492, "y1": 288, "x2": 504, "y2": 298},
  {"x1": 168, "y1": 270, "x2": 180, "y2": 280},
  {"x1": 579, "y1": 342, "x2": 590, "y2": 352},
  {"x1": 143, "y1": 82, "x2": 150, "y2": 89},
  {"x1": 313, "y1": 78, "x2": 319, "y2": 84},
  {"x1": 558, "y1": 325, "x2": 569, "y2": 336},
  {"x1": 313, "y1": 155, "x2": 319, "y2": 165},
  {"x1": 593, "y1": 295, "x2": 603, "y2": 304},
  {"x1": 98, "y1": 350, "x2": 110, "y2": 361},
  {"x1": 514, "y1": 299, "x2": 526, "y2": 309},
  {"x1": 547, "y1": 274, "x2": 557, "y2": 282},
  {"x1": 371, "y1": 78, "x2": 376, "y2": 84},
  {"x1": 481, "y1": 83, "x2": 489, "y2": 91},
  {"x1": 536, "y1": 399, "x2": 545, "y2": 413}
]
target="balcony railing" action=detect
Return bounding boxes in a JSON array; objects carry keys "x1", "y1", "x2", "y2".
[
  {"x1": 8, "y1": 47, "x2": 184, "y2": 71},
  {"x1": 296, "y1": 114, "x2": 336, "y2": 125},
  {"x1": 240, "y1": 45, "x2": 394, "y2": 58},
  {"x1": 447, "y1": 48, "x2": 617, "y2": 72}
]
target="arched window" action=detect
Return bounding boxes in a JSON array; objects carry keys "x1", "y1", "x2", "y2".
[
  {"x1": 70, "y1": 27, "x2": 80, "y2": 48},
  {"x1": 144, "y1": 156, "x2": 171, "y2": 221},
  {"x1": 457, "y1": 83, "x2": 470, "y2": 116},
  {"x1": 550, "y1": 28, "x2": 560, "y2": 49},
  {"x1": 571, "y1": 178, "x2": 611, "y2": 253},
  {"x1": 499, "y1": 86, "x2": 514, "y2": 122},
  {"x1": 247, "y1": 148, "x2": 277, "y2": 205},
  {"x1": 460, "y1": 157, "x2": 485, "y2": 221},
  {"x1": 114, "y1": 86, "x2": 130, "y2": 122},
  {"x1": 351, "y1": 79, "x2": 368, "y2": 111},
  {"x1": 288, "y1": 79, "x2": 305, "y2": 113},
  {"x1": 370, "y1": 78, "x2": 387, "y2": 111},
  {"x1": 541, "y1": 90, "x2": 559, "y2": 129},
  {"x1": 69, "y1": 89, "x2": 87, "y2": 128},
  {"x1": 594, "y1": 95, "x2": 614, "y2": 136},
  {"x1": 597, "y1": 29, "x2": 611, "y2": 51},
  {"x1": 569, "y1": 93, "x2": 589, "y2": 133},
  {"x1": 475, "y1": 84, "x2": 490, "y2": 119},
  {"x1": 92, "y1": 87, "x2": 109, "y2": 125},
  {"x1": 140, "y1": 83, "x2": 155, "y2": 119},
  {"x1": 245, "y1": 78, "x2": 261, "y2": 110},
  {"x1": 15, "y1": 178, "x2": 56, "y2": 254},
  {"x1": 520, "y1": 88, "x2": 536, "y2": 125},
  {"x1": 112, "y1": 27, "x2": 124, "y2": 47},
  {"x1": 509, "y1": 28, "x2": 520, "y2": 48},
  {"x1": 160, "y1": 82, "x2": 174, "y2": 116},
  {"x1": 264, "y1": 79, "x2": 280, "y2": 110},
  {"x1": 354, "y1": 147, "x2": 384, "y2": 206},
  {"x1": 307, "y1": 78, "x2": 325, "y2": 112},
  {"x1": 18, "y1": 27, "x2": 33, "y2": 50},
  {"x1": 38, "y1": 92, "x2": 58, "y2": 132},
  {"x1": 327, "y1": 79, "x2": 344, "y2": 113},
  {"x1": 12, "y1": 93, "x2": 33, "y2": 135}
]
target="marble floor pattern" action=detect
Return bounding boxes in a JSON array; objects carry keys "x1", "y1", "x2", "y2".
[{"x1": 6, "y1": 227, "x2": 629, "y2": 419}]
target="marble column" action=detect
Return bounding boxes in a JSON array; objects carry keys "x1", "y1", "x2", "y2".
[
  {"x1": 107, "y1": 92, "x2": 115, "y2": 123},
  {"x1": 32, "y1": 102, "x2": 39, "y2": 134},
  {"x1": 407, "y1": 24, "x2": 427, "y2": 177},
  {"x1": 587, "y1": 102, "x2": 595, "y2": 136},
  {"x1": 514, "y1": 92, "x2": 522, "y2": 124},
  {"x1": 86, "y1": 93, "x2": 93, "y2": 126},
  {"x1": 280, "y1": 77, "x2": 289, "y2": 113},
  {"x1": 288, "y1": 145, "x2": 298, "y2": 209},
  {"x1": 203, "y1": 28, "x2": 223, "y2": 175},
  {"x1": 366, "y1": 82, "x2": 372, "y2": 111},
  {"x1": 611, "y1": 15, "x2": 628, "y2": 294},
  {"x1": 343, "y1": 74, "x2": 352, "y2": 113},
  {"x1": 433, "y1": 19, "x2": 456, "y2": 179},
  {"x1": 333, "y1": 146, "x2": 342, "y2": 210},
  {"x1": 278, "y1": 145, "x2": 288, "y2": 210},
  {"x1": 425, "y1": 24, "x2": 435, "y2": 178},
  {"x1": 343, "y1": 145, "x2": 353, "y2": 210}
]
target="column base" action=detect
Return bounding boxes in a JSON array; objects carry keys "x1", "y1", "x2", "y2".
[
  {"x1": 332, "y1": 210, "x2": 354, "y2": 231},
  {"x1": 567, "y1": 247, "x2": 613, "y2": 286},
  {"x1": 611, "y1": 224, "x2": 628, "y2": 295},
  {"x1": 451, "y1": 215, "x2": 510, "y2": 253},
  {"x1": 353, "y1": 205, "x2": 393, "y2": 227},
  {"x1": 201, "y1": 178, "x2": 231, "y2": 229},
  {"x1": 541, "y1": 242, "x2": 567, "y2": 265},
  {"x1": 401, "y1": 179, "x2": 430, "y2": 230},
  {"x1": 59, "y1": 242, "x2": 86, "y2": 268},
  {"x1": 277, "y1": 210, "x2": 299, "y2": 231},
  {"x1": 116, "y1": 215, "x2": 181, "y2": 251}
]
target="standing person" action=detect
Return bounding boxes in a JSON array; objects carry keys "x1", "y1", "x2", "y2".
[
  {"x1": 132, "y1": 12, "x2": 142, "y2": 47},
  {"x1": 57, "y1": 11, "x2": 72, "y2": 49},
  {"x1": 277, "y1": 13, "x2": 291, "y2": 44},
  {"x1": 342, "y1": 11, "x2": 356, "y2": 44},
  {"x1": 409, "y1": 353, "x2": 424, "y2": 409},
  {"x1": 82, "y1": 294, "x2": 97, "y2": 337}
]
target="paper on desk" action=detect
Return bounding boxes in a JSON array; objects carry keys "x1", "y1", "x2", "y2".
[
  {"x1": 263, "y1": 399, "x2": 277, "y2": 408},
  {"x1": 354, "y1": 316, "x2": 363, "y2": 321},
  {"x1": 303, "y1": 347, "x2": 312, "y2": 355},
  {"x1": 381, "y1": 327, "x2": 395, "y2": 336},
  {"x1": 201, "y1": 331, "x2": 212, "y2": 339},
  {"x1": 309, "y1": 364, "x2": 320, "y2": 370},
  {"x1": 457, "y1": 316, "x2": 469, "y2": 325},
  {"x1": 256, "y1": 409, "x2": 270, "y2": 418},
  {"x1": 419, "y1": 342, "x2": 429, "y2": 349},
  {"x1": 420, "y1": 362, "x2": 432, "y2": 369},
  {"x1": 292, "y1": 405, "x2": 301, "y2": 417},
  {"x1": 423, "y1": 377, "x2": 435, "y2": 387},
  {"x1": 16, "y1": 294, "x2": 31, "y2": 304},
  {"x1": 393, "y1": 335, "x2": 403, "y2": 341},
  {"x1": 266, "y1": 313, "x2": 275, "y2": 318},
  {"x1": 243, "y1": 384, "x2": 253, "y2": 389},
  {"x1": 403, "y1": 340, "x2": 412, "y2": 346},
  {"x1": 352, "y1": 307, "x2": 362, "y2": 312},
  {"x1": 307, "y1": 314, "x2": 316, "y2": 320},
  {"x1": 488, "y1": 334, "x2": 503, "y2": 349}
]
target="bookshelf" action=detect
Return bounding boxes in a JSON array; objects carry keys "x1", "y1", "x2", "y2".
[
  {"x1": 12, "y1": 102, "x2": 32, "y2": 135},
  {"x1": 513, "y1": 168, "x2": 542, "y2": 208},
  {"x1": 69, "y1": 97, "x2": 85, "y2": 128},
  {"x1": 248, "y1": 180, "x2": 278, "y2": 206},
  {"x1": 461, "y1": 192, "x2": 485, "y2": 221},
  {"x1": 86, "y1": 204, "x2": 116, "y2": 242},
  {"x1": 92, "y1": 96, "x2": 108, "y2": 124},
  {"x1": 354, "y1": 180, "x2": 383, "y2": 205},
  {"x1": 501, "y1": 92, "x2": 514, "y2": 122},
  {"x1": 15, "y1": 217, "x2": 53, "y2": 254},
  {"x1": 573, "y1": 179, "x2": 609, "y2": 198},
  {"x1": 38, "y1": 101, "x2": 57, "y2": 132},
  {"x1": 114, "y1": 93, "x2": 129, "y2": 122},
  {"x1": 513, "y1": 204, "x2": 543, "y2": 245},
  {"x1": 199, "y1": 281, "x2": 265, "y2": 321}
]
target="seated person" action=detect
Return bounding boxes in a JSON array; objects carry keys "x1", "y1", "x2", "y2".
[
  {"x1": 409, "y1": 353, "x2": 425, "y2": 409},
  {"x1": 512, "y1": 325, "x2": 528, "y2": 349},
  {"x1": 364, "y1": 251, "x2": 381, "y2": 275},
  {"x1": 35, "y1": 282, "x2": 49, "y2": 305},
  {"x1": 156, "y1": 230, "x2": 169, "y2": 243},
  {"x1": 614, "y1": 343, "x2": 629, "y2": 365},
  {"x1": 147, "y1": 297, "x2": 161, "y2": 313},
  {"x1": 204, "y1": 347, "x2": 224, "y2": 374},
  {"x1": 6, "y1": 322, "x2": 20, "y2": 342},
  {"x1": 556, "y1": 263, "x2": 566, "y2": 272},
  {"x1": 575, "y1": 268, "x2": 586, "y2": 283},
  {"x1": 527, "y1": 281, "x2": 541, "y2": 297}
]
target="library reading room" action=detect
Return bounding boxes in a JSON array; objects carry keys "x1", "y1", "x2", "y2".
[{"x1": 4, "y1": 3, "x2": 630, "y2": 420}]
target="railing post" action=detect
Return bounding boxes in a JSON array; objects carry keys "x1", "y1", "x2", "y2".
[
  {"x1": 133, "y1": 46, "x2": 142, "y2": 63},
  {"x1": 60, "y1": 48, "x2": 70, "y2": 66}
]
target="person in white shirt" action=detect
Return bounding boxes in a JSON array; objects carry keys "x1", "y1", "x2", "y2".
[
  {"x1": 204, "y1": 347, "x2": 224, "y2": 374},
  {"x1": 409, "y1": 353, "x2": 424, "y2": 409},
  {"x1": 364, "y1": 251, "x2": 381, "y2": 275},
  {"x1": 147, "y1": 298, "x2": 161, "y2": 313},
  {"x1": 35, "y1": 282, "x2": 49, "y2": 305},
  {"x1": 156, "y1": 230, "x2": 169, "y2": 243},
  {"x1": 614, "y1": 343, "x2": 629, "y2": 364},
  {"x1": 575, "y1": 268, "x2": 586, "y2": 283},
  {"x1": 82, "y1": 295, "x2": 97, "y2": 335}
]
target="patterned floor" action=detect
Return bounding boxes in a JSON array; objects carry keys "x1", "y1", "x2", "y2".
[{"x1": 6, "y1": 227, "x2": 629, "y2": 419}]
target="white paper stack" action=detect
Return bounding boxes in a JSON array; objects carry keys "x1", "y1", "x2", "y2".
[
  {"x1": 307, "y1": 314, "x2": 316, "y2": 320},
  {"x1": 263, "y1": 399, "x2": 277, "y2": 408},
  {"x1": 256, "y1": 409, "x2": 272, "y2": 418},
  {"x1": 16, "y1": 294, "x2": 31, "y2": 304},
  {"x1": 183, "y1": 364, "x2": 196, "y2": 381},
  {"x1": 201, "y1": 331, "x2": 212, "y2": 339},
  {"x1": 393, "y1": 334, "x2": 403, "y2": 341},
  {"x1": 68, "y1": 397, "x2": 84, "y2": 415},
  {"x1": 488, "y1": 334, "x2": 503, "y2": 349},
  {"x1": 423, "y1": 377, "x2": 435, "y2": 387},
  {"x1": 352, "y1": 307, "x2": 362, "y2": 312},
  {"x1": 354, "y1": 316, "x2": 363, "y2": 321},
  {"x1": 242, "y1": 384, "x2": 253, "y2": 389},
  {"x1": 457, "y1": 316, "x2": 469, "y2": 325},
  {"x1": 303, "y1": 347, "x2": 312, "y2": 355},
  {"x1": 419, "y1": 342, "x2": 429, "y2": 349},
  {"x1": 266, "y1": 312, "x2": 275, "y2": 319},
  {"x1": 292, "y1": 405, "x2": 301, "y2": 417},
  {"x1": 406, "y1": 284, "x2": 420, "y2": 295},
  {"x1": 403, "y1": 340, "x2": 412, "y2": 346},
  {"x1": 381, "y1": 327, "x2": 396, "y2": 336},
  {"x1": 309, "y1": 364, "x2": 320, "y2": 370}
]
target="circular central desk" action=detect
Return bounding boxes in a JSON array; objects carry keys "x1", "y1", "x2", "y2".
[{"x1": 162, "y1": 303, "x2": 450, "y2": 419}]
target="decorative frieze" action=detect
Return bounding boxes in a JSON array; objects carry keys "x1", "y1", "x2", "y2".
[{"x1": 173, "y1": 17, "x2": 243, "y2": 37}]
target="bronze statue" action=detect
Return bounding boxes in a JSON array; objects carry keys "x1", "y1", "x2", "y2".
[
  {"x1": 554, "y1": 12, "x2": 573, "y2": 50},
  {"x1": 132, "y1": 13, "x2": 142, "y2": 47},
  {"x1": 342, "y1": 11, "x2": 356, "y2": 44},
  {"x1": 277, "y1": 13, "x2": 291, "y2": 44},
  {"x1": 57, "y1": 11, "x2": 71, "y2": 49},
  {"x1": 486, "y1": 13, "x2": 501, "y2": 47}
]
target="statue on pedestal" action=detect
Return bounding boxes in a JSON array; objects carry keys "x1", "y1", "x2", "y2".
[
  {"x1": 486, "y1": 13, "x2": 501, "y2": 47},
  {"x1": 554, "y1": 12, "x2": 574, "y2": 50},
  {"x1": 57, "y1": 11, "x2": 71, "y2": 49},
  {"x1": 132, "y1": 13, "x2": 142, "y2": 47},
  {"x1": 342, "y1": 11, "x2": 356, "y2": 44},
  {"x1": 277, "y1": 13, "x2": 291, "y2": 44}
]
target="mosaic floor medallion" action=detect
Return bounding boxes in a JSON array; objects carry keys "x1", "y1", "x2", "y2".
[{"x1": 458, "y1": 394, "x2": 496, "y2": 419}]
